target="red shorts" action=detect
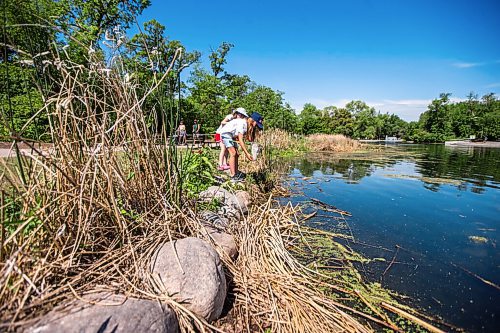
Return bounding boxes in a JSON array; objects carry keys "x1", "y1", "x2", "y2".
[{"x1": 214, "y1": 133, "x2": 221, "y2": 142}]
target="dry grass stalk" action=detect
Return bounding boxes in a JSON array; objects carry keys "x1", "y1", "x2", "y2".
[
  {"x1": 0, "y1": 47, "x2": 213, "y2": 331},
  {"x1": 259, "y1": 128, "x2": 296, "y2": 151},
  {"x1": 224, "y1": 198, "x2": 372, "y2": 333},
  {"x1": 307, "y1": 134, "x2": 361, "y2": 152}
]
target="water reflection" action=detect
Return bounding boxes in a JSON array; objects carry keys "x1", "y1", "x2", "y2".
[
  {"x1": 415, "y1": 145, "x2": 500, "y2": 192},
  {"x1": 295, "y1": 156, "x2": 389, "y2": 182},
  {"x1": 292, "y1": 144, "x2": 500, "y2": 193},
  {"x1": 284, "y1": 143, "x2": 500, "y2": 332}
]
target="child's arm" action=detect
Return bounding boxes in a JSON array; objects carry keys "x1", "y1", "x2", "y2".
[
  {"x1": 236, "y1": 133, "x2": 253, "y2": 161},
  {"x1": 220, "y1": 115, "x2": 233, "y2": 126}
]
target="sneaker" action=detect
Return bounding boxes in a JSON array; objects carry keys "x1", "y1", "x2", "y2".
[
  {"x1": 217, "y1": 165, "x2": 225, "y2": 171},
  {"x1": 222, "y1": 164, "x2": 230, "y2": 170},
  {"x1": 230, "y1": 176, "x2": 244, "y2": 183},
  {"x1": 230, "y1": 171, "x2": 246, "y2": 183},
  {"x1": 235, "y1": 171, "x2": 246, "y2": 179}
]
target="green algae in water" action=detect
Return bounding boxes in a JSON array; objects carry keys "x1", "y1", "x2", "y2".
[
  {"x1": 294, "y1": 229, "x2": 437, "y2": 332},
  {"x1": 384, "y1": 174, "x2": 463, "y2": 186}
]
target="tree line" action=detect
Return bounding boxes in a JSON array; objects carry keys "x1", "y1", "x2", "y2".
[
  {"x1": 285, "y1": 93, "x2": 500, "y2": 142},
  {"x1": 1, "y1": 0, "x2": 499, "y2": 143}
]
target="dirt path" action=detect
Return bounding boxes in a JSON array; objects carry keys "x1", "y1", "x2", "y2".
[{"x1": 0, "y1": 142, "x2": 53, "y2": 158}]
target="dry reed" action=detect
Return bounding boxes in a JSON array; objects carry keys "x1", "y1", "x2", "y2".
[
  {"x1": 218, "y1": 195, "x2": 448, "y2": 332},
  {"x1": 223, "y1": 198, "x2": 371, "y2": 332},
  {"x1": 307, "y1": 134, "x2": 361, "y2": 152},
  {"x1": 0, "y1": 46, "x2": 212, "y2": 330},
  {"x1": 258, "y1": 128, "x2": 297, "y2": 151}
]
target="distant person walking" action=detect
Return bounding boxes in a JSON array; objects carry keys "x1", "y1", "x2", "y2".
[
  {"x1": 177, "y1": 120, "x2": 187, "y2": 145},
  {"x1": 192, "y1": 119, "x2": 201, "y2": 145}
]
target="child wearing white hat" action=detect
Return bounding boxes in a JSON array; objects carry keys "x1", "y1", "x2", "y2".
[{"x1": 216, "y1": 108, "x2": 254, "y2": 182}]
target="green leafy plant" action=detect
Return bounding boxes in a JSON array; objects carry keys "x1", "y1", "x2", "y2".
[{"x1": 180, "y1": 147, "x2": 215, "y2": 198}]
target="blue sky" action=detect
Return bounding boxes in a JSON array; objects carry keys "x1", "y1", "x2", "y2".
[{"x1": 134, "y1": 0, "x2": 500, "y2": 121}]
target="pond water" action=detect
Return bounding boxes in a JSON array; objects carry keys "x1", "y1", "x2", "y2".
[{"x1": 283, "y1": 144, "x2": 500, "y2": 332}]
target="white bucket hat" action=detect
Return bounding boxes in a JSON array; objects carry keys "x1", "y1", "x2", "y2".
[{"x1": 234, "y1": 107, "x2": 249, "y2": 118}]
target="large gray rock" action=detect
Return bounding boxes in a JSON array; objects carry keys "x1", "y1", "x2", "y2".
[
  {"x1": 151, "y1": 237, "x2": 226, "y2": 322},
  {"x1": 199, "y1": 211, "x2": 230, "y2": 230},
  {"x1": 27, "y1": 293, "x2": 178, "y2": 333},
  {"x1": 199, "y1": 225, "x2": 238, "y2": 260},
  {"x1": 235, "y1": 190, "x2": 251, "y2": 211}
]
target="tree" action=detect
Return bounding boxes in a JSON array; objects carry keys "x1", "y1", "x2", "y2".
[
  {"x1": 376, "y1": 113, "x2": 406, "y2": 138},
  {"x1": 324, "y1": 106, "x2": 354, "y2": 136},
  {"x1": 345, "y1": 100, "x2": 377, "y2": 139},
  {"x1": 299, "y1": 103, "x2": 322, "y2": 135},
  {"x1": 480, "y1": 93, "x2": 500, "y2": 140},
  {"x1": 57, "y1": 0, "x2": 150, "y2": 45},
  {"x1": 188, "y1": 43, "x2": 258, "y2": 132},
  {"x1": 240, "y1": 85, "x2": 297, "y2": 131},
  {"x1": 126, "y1": 19, "x2": 199, "y2": 133},
  {"x1": 1, "y1": 0, "x2": 60, "y2": 140},
  {"x1": 421, "y1": 93, "x2": 452, "y2": 141}
]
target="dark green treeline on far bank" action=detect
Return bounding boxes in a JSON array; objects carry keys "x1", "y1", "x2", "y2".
[{"x1": 2, "y1": 0, "x2": 499, "y2": 143}]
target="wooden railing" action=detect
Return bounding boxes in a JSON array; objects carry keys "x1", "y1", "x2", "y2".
[{"x1": 169, "y1": 133, "x2": 220, "y2": 147}]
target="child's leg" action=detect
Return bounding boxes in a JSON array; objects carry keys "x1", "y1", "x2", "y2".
[
  {"x1": 218, "y1": 142, "x2": 227, "y2": 166},
  {"x1": 227, "y1": 146, "x2": 238, "y2": 177}
]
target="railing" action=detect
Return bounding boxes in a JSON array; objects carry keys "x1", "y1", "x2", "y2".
[{"x1": 169, "y1": 133, "x2": 220, "y2": 147}]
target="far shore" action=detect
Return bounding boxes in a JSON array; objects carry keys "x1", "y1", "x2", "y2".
[
  {"x1": 444, "y1": 140, "x2": 500, "y2": 148},
  {"x1": 2, "y1": 139, "x2": 500, "y2": 158},
  {"x1": 358, "y1": 139, "x2": 500, "y2": 148}
]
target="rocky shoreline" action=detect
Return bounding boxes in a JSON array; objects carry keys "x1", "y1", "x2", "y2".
[{"x1": 26, "y1": 186, "x2": 248, "y2": 333}]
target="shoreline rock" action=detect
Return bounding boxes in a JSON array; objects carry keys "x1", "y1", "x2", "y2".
[
  {"x1": 27, "y1": 292, "x2": 179, "y2": 333},
  {"x1": 151, "y1": 237, "x2": 227, "y2": 322},
  {"x1": 444, "y1": 140, "x2": 500, "y2": 148},
  {"x1": 25, "y1": 188, "x2": 251, "y2": 332}
]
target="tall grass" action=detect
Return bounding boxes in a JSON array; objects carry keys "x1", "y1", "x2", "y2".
[
  {"x1": 258, "y1": 128, "x2": 297, "y2": 151},
  {"x1": 0, "y1": 46, "x2": 208, "y2": 328},
  {"x1": 307, "y1": 134, "x2": 361, "y2": 152},
  {"x1": 258, "y1": 130, "x2": 361, "y2": 155}
]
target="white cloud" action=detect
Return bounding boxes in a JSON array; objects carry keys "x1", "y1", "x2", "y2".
[
  {"x1": 308, "y1": 98, "x2": 351, "y2": 109},
  {"x1": 290, "y1": 98, "x2": 428, "y2": 121},
  {"x1": 453, "y1": 62, "x2": 479, "y2": 68},
  {"x1": 452, "y1": 62, "x2": 483, "y2": 68},
  {"x1": 375, "y1": 98, "x2": 466, "y2": 121},
  {"x1": 485, "y1": 82, "x2": 500, "y2": 88},
  {"x1": 371, "y1": 99, "x2": 430, "y2": 121}
]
